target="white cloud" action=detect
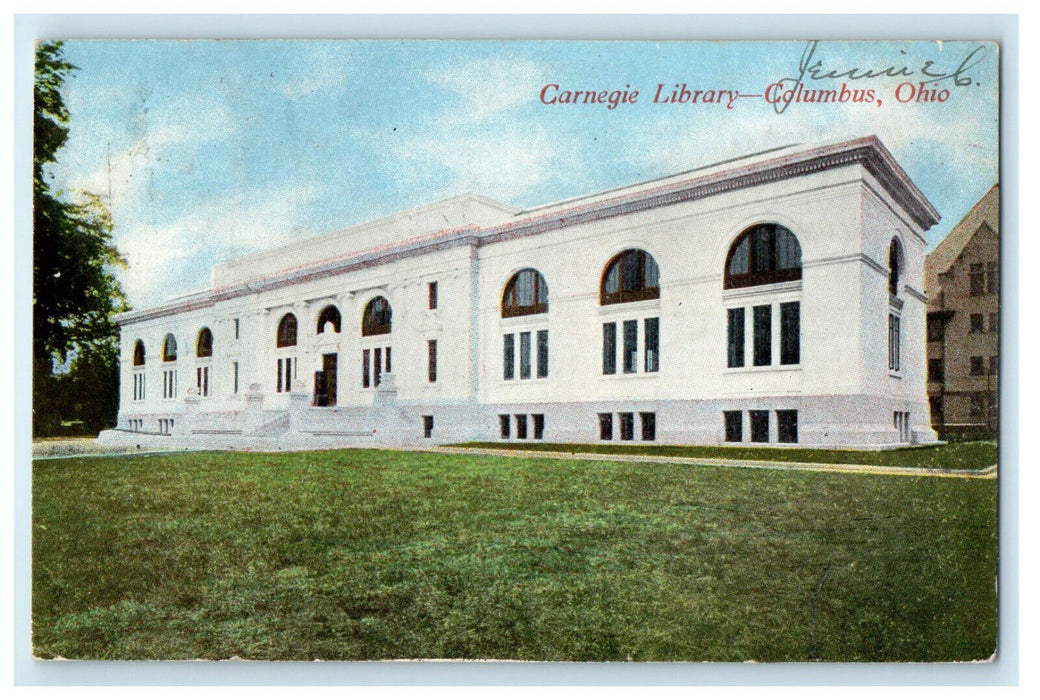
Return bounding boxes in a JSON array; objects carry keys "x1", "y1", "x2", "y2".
[{"x1": 426, "y1": 57, "x2": 548, "y2": 123}]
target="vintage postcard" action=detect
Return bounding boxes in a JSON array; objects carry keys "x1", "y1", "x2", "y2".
[{"x1": 30, "y1": 38, "x2": 1000, "y2": 665}]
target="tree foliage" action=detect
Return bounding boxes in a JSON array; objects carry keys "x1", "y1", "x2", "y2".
[{"x1": 33, "y1": 41, "x2": 128, "y2": 435}]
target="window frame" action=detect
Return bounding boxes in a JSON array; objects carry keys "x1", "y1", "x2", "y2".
[
  {"x1": 724, "y1": 224, "x2": 803, "y2": 290},
  {"x1": 502, "y1": 269, "x2": 549, "y2": 317},
  {"x1": 600, "y1": 249, "x2": 660, "y2": 305}
]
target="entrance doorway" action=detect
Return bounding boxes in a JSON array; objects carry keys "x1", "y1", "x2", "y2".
[{"x1": 323, "y1": 353, "x2": 338, "y2": 406}]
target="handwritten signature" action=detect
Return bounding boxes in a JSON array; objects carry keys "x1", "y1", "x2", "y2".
[{"x1": 771, "y1": 40, "x2": 987, "y2": 114}]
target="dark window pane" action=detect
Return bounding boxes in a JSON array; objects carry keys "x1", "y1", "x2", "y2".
[
  {"x1": 533, "y1": 414, "x2": 545, "y2": 440},
  {"x1": 603, "y1": 323, "x2": 616, "y2": 375},
  {"x1": 363, "y1": 297, "x2": 392, "y2": 336},
  {"x1": 385, "y1": 346, "x2": 391, "y2": 373},
  {"x1": 623, "y1": 320, "x2": 638, "y2": 373},
  {"x1": 423, "y1": 415, "x2": 434, "y2": 438},
  {"x1": 777, "y1": 410, "x2": 798, "y2": 443},
  {"x1": 429, "y1": 281, "x2": 438, "y2": 310},
  {"x1": 619, "y1": 412, "x2": 634, "y2": 440},
  {"x1": 428, "y1": 340, "x2": 437, "y2": 382},
  {"x1": 500, "y1": 414, "x2": 510, "y2": 439},
  {"x1": 970, "y1": 314, "x2": 985, "y2": 333},
  {"x1": 599, "y1": 413, "x2": 613, "y2": 440},
  {"x1": 519, "y1": 331, "x2": 532, "y2": 379},
  {"x1": 644, "y1": 317, "x2": 659, "y2": 372},
  {"x1": 640, "y1": 412, "x2": 656, "y2": 441},
  {"x1": 889, "y1": 315, "x2": 901, "y2": 371},
  {"x1": 753, "y1": 305, "x2": 771, "y2": 367},
  {"x1": 780, "y1": 302, "x2": 799, "y2": 365},
  {"x1": 987, "y1": 261, "x2": 998, "y2": 294},
  {"x1": 277, "y1": 358, "x2": 283, "y2": 393},
  {"x1": 503, "y1": 334, "x2": 515, "y2": 380},
  {"x1": 362, "y1": 349, "x2": 370, "y2": 388},
  {"x1": 928, "y1": 358, "x2": 944, "y2": 382},
  {"x1": 724, "y1": 411, "x2": 742, "y2": 442},
  {"x1": 537, "y1": 330, "x2": 549, "y2": 378},
  {"x1": 277, "y1": 315, "x2": 297, "y2": 348},
  {"x1": 515, "y1": 414, "x2": 528, "y2": 440},
  {"x1": 727, "y1": 308, "x2": 745, "y2": 368},
  {"x1": 970, "y1": 356, "x2": 984, "y2": 376},
  {"x1": 927, "y1": 316, "x2": 944, "y2": 342},
  {"x1": 750, "y1": 410, "x2": 769, "y2": 442},
  {"x1": 970, "y1": 263, "x2": 985, "y2": 296},
  {"x1": 373, "y1": 347, "x2": 382, "y2": 387},
  {"x1": 989, "y1": 355, "x2": 998, "y2": 375}
]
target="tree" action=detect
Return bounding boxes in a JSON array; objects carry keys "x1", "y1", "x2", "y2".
[{"x1": 33, "y1": 41, "x2": 128, "y2": 436}]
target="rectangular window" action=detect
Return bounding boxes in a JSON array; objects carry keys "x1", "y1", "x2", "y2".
[
  {"x1": 780, "y1": 302, "x2": 800, "y2": 365},
  {"x1": 927, "y1": 316, "x2": 944, "y2": 342},
  {"x1": 536, "y1": 330, "x2": 549, "y2": 378},
  {"x1": 928, "y1": 358, "x2": 944, "y2": 382},
  {"x1": 727, "y1": 308, "x2": 745, "y2": 368},
  {"x1": 197, "y1": 366, "x2": 210, "y2": 397},
  {"x1": 234, "y1": 318, "x2": 240, "y2": 339},
  {"x1": 970, "y1": 263, "x2": 985, "y2": 296},
  {"x1": 987, "y1": 261, "x2": 998, "y2": 294},
  {"x1": 623, "y1": 320, "x2": 638, "y2": 373},
  {"x1": 428, "y1": 281, "x2": 438, "y2": 310},
  {"x1": 503, "y1": 334, "x2": 515, "y2": 380},
  {"x1": 278, "y1": 358, "x2": 284, "y2": 393},
  {"x1": 599, "y1": 412, "x2": 613, "y2": 440},
  {"x1": 163, "y1": 370, "x2": 177, "y2": 399},
  {"x1": 362, "y1": 349, "x2": 370, "y2": 388},
  {"x1": 373, "y1": 347, "x2": 383, "y2": 387},
  {"x1": 970, "y1": 356, "x2": 984, "y2": 376},
  {"x1": 644, "y1": 318, "x2": 659, "y2": 373},
  {"x1": 500, "y1": 414, "x2": 511, "y2": 439},
  {"x1": 724, "y1": 411, "x2": 742, "y2": 442},
  {"x1": 750, "y1": 410, "x2": 769, "y2": 443},
  {"x1": 888, "y1": 314, "x2": 901, "y2": 371},
  {"x1": 519, "y1": 331, "x2": 532, "y2": 379},
  {"x1": 515, "y1": 414, "x2": 528, "y2": 440},
  {"x1": 428, "y1": 340, "x2": 437, "y2": 382},
  {"x1": 640, "y1": 412, "x2": 656, "y2": 441},
  {"x1": 619, "y1": 412, "x2": 635, "y2": 440},
  {"x1": 989, "y1": 312, "x2": 999, "y2": 334},
  {"x1": 753, "y1": 305, "x2": 772, "y2": 367},
  {"x1": 777, "y1": 410, "x2": 798, "y2": 444},
  {"x1": 285, "y1": 358, "x2": 293, "y2": 392},
  {"x1": 533, "y1": 414, "x2": 545, "y2": 440},
  {"x1": 233, "y1": 362, "x2": 239, "y2": 394},
  {"x1": 602, "y1": 323, "x2": 617, "y2": 375},
  {"x1": 970, "y1": 313, "x2": 985, "y2": 334},
  {"x1": 930, "y1": 396, "x2": 944, "y2": 424},
  {"x1": 423, "y1": 415, "x2": 434, "y2": 438},
  {"x1": 385, "y1": 346, "x2": 392, "y2": 373},
  {"x1": 970, "y1": 393, "x2": 985, "y2": 419},
  {"x1": 989, "y1": 355, "x2": 998, "y2": 376}
]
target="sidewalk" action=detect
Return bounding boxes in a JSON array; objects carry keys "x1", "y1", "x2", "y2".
[{"x1": 430, "y1": 446, "x2": 998, "y2": 480}]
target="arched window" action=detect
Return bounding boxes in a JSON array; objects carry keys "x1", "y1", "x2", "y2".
[
  {"x1": 316, "y1": 305, "x2": 342, "y2": 334},
  {"x1": 196, "y1": 327, "x2": 213, "y2": 357},
  {"x1": 276, "y1": 313, "x2": 297, "y2": 348},
  {"x1": 162, "y1": 334, "x2": 178, "y2": 362},
  {"x1": 502, "y1": 269, "x2": 549, "y2": 317},
  {"x1": 362, "y1": 297, "x2": 392, "y2": 336},
  {"x1": 888, "y1": 238, "x2": 903, "y2": 296},
  {"x1": 724, "y1": 224, "x2": 802, "y2": 290},
  {"x1": 600, "y1": 249, "x2": 660, "y2": 305},
  {"x1": 133, "y1": 340, "x2": 145, "y2": 366}
]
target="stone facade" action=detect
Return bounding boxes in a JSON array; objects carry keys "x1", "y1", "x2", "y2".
[{"x1": 98, "y1": 135, "x2": 941, "y2": 450}]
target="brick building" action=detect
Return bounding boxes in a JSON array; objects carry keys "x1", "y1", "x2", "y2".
[{"x1": 925, "y1": 184, "x2": 999, "y2": 435}]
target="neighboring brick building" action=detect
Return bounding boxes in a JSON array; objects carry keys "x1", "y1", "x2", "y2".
[{"x1": 925, "y1": 184, "x2": 999, "y2": 436}]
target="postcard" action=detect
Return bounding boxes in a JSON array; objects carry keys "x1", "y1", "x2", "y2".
[{"x1": 30, "y1": 38, "x2": 1000, "y2": 665}]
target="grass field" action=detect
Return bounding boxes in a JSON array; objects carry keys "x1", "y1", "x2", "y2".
[
  {"x1": 32, "y1": 448, "x2": 997, "y2": 661},
  {"x1": 458, "y1": 440, "x2": 999, "y2": 470}
]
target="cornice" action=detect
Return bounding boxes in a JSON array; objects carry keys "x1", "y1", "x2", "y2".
[{"x1": 116, "y1": 136, "x2": 940, "y2": 326}]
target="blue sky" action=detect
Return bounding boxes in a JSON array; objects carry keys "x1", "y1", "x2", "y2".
[{"x1": 47, "y1": 40, "x2": 999, "y2": 309}]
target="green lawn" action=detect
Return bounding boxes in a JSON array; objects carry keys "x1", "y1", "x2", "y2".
[
  {"x1": 32, "y1": 449, "x2": 997, "y2": 661},
  {"x1": 458, "y1": 440, "x2": 999, "y2": 470}
]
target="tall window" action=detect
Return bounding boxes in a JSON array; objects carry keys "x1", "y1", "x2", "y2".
[
  {"x1": 780, "y1": 302, "x2": 800, "y2": 365},
  {"x1": 133, "y1": 340, "x2": 146, "y2": 366},
  {"x1": 724, "y1": 224, "x2": 802, "y2": 289},
  {"x1": 602, "y1": 322, "x2": 617, "y2": 375},
  {"x1": 519, "y1": 332, "x2": 532, "y2": 379},
  {"x1": 316, "y1": 305, "x2": 341, "y2": 334},
  {"x1": 162, "y1": 333, "x2": 178, "y2": 362},
  {"x1": 428, "y1": 339, "x2": 437, "y2": 382},
  {"x1": 753, "y1": 305, "x2": 772, "y2": 367},
  {"x1": 623, "y1": 320, "x2": 638, "y2": 373},
  {"x1": 428, "y1": 281, "x2": 438, "y2": 310},
  {"x1": 888, "y1": 238, "x2": 903, "y2": 296},
  {"x1": 644, "y1": 318, "x2": 659, "y2": 373},
  {"x1": 502, "y1": 269, "x2": 548, "y2": 317},
  {"x1": 196, "y1": 327, "x2": 213, "y2": 358},
  {"x1": 970, "y1": 263, "x2": 985, "y2": 296},
  {"x1": 503, "y1": 334, "x2": 515, "y2": 380},
  {"x1": 987, "y1": 261, "x2": 998, "y2": 294},
  {"x1": 724, "y1": 411, "x2": 742, "y2": 442},
  {"x1": 537, "y1": 329, "x2": 549, "y2": 378},
  {"x1": 601, "y1": 249, "x2": 660, "y2": 305},
  {"x1": 276, "y1": 314, "x2": 297, "y2": 348},
  {"x1": 888, "y1": 314, "x2": 901, "y2": 372},
  {"x1": 362, "y1": 297, "x2": 392, "y2": 336},
  {"x1": 727, "y1": 308, "x2": 745, "y2": 368}
]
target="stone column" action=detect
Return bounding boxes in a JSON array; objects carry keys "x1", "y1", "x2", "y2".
[
  {"x1": 244, "y1": 383, "x2": 264, "y2": 435},
  {"x1": 179, "y1": 388, "x2": 199, "y2": 437},
  {"x1": 287, "y1": 377, "x2": 312, "y2": 435}
]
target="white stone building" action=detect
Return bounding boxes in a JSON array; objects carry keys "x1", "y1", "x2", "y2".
[{"x1": 98, "y1": 135, "x2": 940, "y2": 450}]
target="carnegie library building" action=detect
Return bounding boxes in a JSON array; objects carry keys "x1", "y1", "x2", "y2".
[{"x1": 98, "y1": 135, "x2": 941, "y2": 450}]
